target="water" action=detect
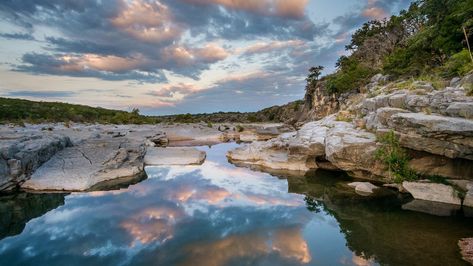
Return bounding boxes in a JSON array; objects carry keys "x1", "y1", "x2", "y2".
[{"x1": 0, "y1": 143, "x2": 472, "y2": 266}]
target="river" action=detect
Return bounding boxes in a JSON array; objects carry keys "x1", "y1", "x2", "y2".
[{"x1": 0, "y1": 142, "x2": 472, "y2": 266}]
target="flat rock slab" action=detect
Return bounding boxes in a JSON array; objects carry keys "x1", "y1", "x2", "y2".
[
  {"x1": 21, "y1": 138, "x2": 145, "y2": 192},
  {"x1": 403, "y1": 181, "x2": 462, "y2": 205},
  {"x1": 145, "y1": 147, "x2": 206, "y2": 165}
]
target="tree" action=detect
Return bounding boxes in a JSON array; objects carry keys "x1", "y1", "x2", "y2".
[
  {"x1": 131, "y1": 108, "x2": 140, "y2": 116},
  {"x1": 306, "y1": 66, "x2": 324, "y2": 87}
]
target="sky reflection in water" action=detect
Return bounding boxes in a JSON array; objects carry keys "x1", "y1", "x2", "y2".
[
  {"x1": 0, "y1": 143, "x2": 372, "y2": 266},
  {"x1": 5, "y1": 142, "x2": 473, "y2": 265}
]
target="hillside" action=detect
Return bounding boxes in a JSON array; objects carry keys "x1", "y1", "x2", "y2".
[{"x1": 0, "y1": 97, "x2": 157, "y2": 124}]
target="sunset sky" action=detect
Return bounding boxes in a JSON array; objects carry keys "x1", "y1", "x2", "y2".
[{"x1": 0, "y1": 0, "x2": 411, "y2": 115}]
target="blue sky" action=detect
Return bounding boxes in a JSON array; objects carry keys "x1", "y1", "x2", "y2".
[{"x1": 0, "y1": 0, "x2": 412, "y2": 115}]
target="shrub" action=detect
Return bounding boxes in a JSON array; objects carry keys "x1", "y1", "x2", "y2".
[
  {"x1": 375, "y1": 131, "x2": 419, "y2": 183},
  {"x1": 441, "y1": 49, "x2": 473, "y2": 77}
]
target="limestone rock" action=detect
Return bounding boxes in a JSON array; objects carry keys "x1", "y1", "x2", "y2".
[
  {"x1": 348, "y1": 182, "x2": 379, "y2": 196},
  {"x1": 0, "y1": 134, "x2": 72, "y2": 191},
  {"x1": 388, "y1": 113, "x2": 473, "y2": 160},
  {"x1": 227, "y1": 118, "x2": 331, "y2": 171},
  {"x1": 325, "y1": 121, "x2": 385, "y2": 180},
  {"x1": 145, "y1": 147, "x2": 206, "y2": 165},
  {"x1": 464, "y1": 182, "x2": 473, "y2": 208},
  {"x1": 446, "y1": 102, "x2": 473, "y2": 119},
  {"x1": 459, "y1": 238, "x2": 473, "y2": 265},
  {"x1": 402, "y1": 181, "x2": 462, "y2": 205},
  {"x1": 402, "y1": 200, "x2": 461, "y2": 216},
  {"x1": 21, "y1": 138, "x2": 145, "y2": 191}
]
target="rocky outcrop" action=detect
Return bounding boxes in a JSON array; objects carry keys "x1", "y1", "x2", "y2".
[
  {"x1": 0, "y1": 133, "x2": 71, "y2": 192},
  {"x1": 227, "y1": 117, "x2": 331, "y2": 171},
  {"x1": 402, "y1": 181, "x2": 462, "y2": 205},
  {"x1": 227, "y1": 115, "x2": 388, "y2": 180},
  {"x1": 21, "y1": 138, "x2": 145, "y2": 191},
  {"x1": 144, "y1": 147, "x2": 206, "y2": 165},
  {"x1": 387, "y1": 113, "x2": 473, "y2": 160}
]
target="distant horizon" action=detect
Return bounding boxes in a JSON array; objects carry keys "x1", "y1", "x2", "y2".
[{"x1": 0, "y1": 0, "x2": 412, "y2": 115}]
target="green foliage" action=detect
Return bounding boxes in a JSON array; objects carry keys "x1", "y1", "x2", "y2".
[
  {"x1": 326, "y1": 59, "x2": 375, "y2": 93},
  {"x1": 0, "y1": 97, "x2": 158, "y2": 124},
  {"x1": 306, "y1": 66, "x2": 324, "y2": 87},
  {"x1": 441, "y1": 49, "x2": 473, "y2": 77},
  {"x1": 173, "y1": 113, "x2": 195, "y2": 123},
  {"x1": 375, "y1": 131, "x2": 419, "y2": 183},
  {"x1": 207, "y1": 122, "x2": 213, "y2": 128},
  {"x1": 235, "y1": 125, "x2": 244, "y2": 132},
  {"x1": 316, "y1": 0, "x2": 473, "y2": 94}
]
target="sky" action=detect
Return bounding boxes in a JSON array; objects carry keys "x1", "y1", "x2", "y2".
[{"x1": 0, "y1": 0, "x2": 412, "y2": 115}]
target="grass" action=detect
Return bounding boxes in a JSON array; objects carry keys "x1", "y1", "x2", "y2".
[{"x1": 375, "y1": 130, "x2": 419, "y2": 183}]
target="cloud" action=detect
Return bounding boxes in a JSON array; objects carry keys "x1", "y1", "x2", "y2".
[
  {"x1": 3, "y1": 90, "x2": 76, "y2": 98},
  {"x1": 182, "y1": 0, "x2": 309, "y2": 19},
  {"x1": 0, "y1": 32, "x2": 35, "y2": 41}
]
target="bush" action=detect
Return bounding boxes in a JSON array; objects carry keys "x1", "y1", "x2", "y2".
[
  {"x1": 325, "y1": 60, "x2": 375, "y2": 93},
  {"x1": 441, "y1": 49, "x2": 473, "y2": 77},
  {"x1": 375, "y1": 131, "x2": 419, "y2": 183}
]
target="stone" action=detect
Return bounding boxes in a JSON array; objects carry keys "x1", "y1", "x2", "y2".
[
  {"x1": 388, "y1": 93, "x2": 407, "y2": 109},
  {"x1": 325, "y1": 121, "x2": 386, "y2": 180},
  {"x1": 402, "y1": 181, "x2": 462, "y2": 205},
  {"x1": 0, "y1": 134, "x2": 72, "y2": 191},
  {"x1": 147, "y1": 132, "x2": 168, "y2": 147},
  {"x1": 450, "y1": 77, "x2": 461, "y2": 87},
  {"x1": 388, "y1": 113, "x2": 473, "y2": 160},
  {"x1": 459, "y1": 238, "x2": 473, "y2": 265},
  {"x1": 464, "y1": 183, "x2": 473, "y2": 208},
  {"x1": 145, "y1": 147, "x2": 206, "y2": 165},
  {"x1": 227, "y1": 118, "x2": 331, "y2": 171},
  {"x1": 446, "y1": 102, "x2": 473, "y2": 119},
  {"x1": 21, "y1": 138, "x2": 145, "y2": 191},
  {"x1": 348, "y1": 182, "x2": 379, "y2": 196},
  {"x1": 402, "y1": 200, "x2": 461, "y2": 216}
]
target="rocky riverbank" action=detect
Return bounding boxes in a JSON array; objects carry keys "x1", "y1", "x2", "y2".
[
  {"x1": 227, "y1": 73, "x2": 473, "y2": 209},
  {"x1": 0, "y1": 122, "x2": 291, "y2": 192}
]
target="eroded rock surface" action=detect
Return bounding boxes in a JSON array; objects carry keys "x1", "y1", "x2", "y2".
[
  {"x1": 22, "y1": 138, "x2": 145, "y2": 191},
  {"x1": 0, "y1": 133, "x2": 71, "y2": 191}
]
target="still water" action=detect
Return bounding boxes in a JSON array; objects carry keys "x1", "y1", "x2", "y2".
[{"x1": 0, "y1": 143, "x2": 472, "y2": 266}]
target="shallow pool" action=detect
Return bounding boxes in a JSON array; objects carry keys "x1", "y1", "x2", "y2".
[{"x1": 0, "y1": 143, "x2": 472, "y2": 266}]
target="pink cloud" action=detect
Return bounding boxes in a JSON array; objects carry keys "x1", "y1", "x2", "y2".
[
  {"x1": 183, "y1": 0, "x2": 308, "y2": 19},
  {"x1": 112, "y1": 0, "x2": 183, "y2": 43},
  {"x1": 243, "y1": 40, "x2": 306, "y2": 55}
]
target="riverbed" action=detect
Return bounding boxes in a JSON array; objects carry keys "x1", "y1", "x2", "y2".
[{"x1": 0, "y1": 143, "x2": 472, "y2": 266}]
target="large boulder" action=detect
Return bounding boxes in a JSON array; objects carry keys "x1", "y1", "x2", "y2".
[
  {"x1": 0, "y1": 133, "x2": 72, "y2": 191},
  {"x1": 325, "y1": 122, "x2": 386, "y2": 180},
  {"x1": 403, "y1": 181, "x2": 462, "y2": 205},
  {"x1": 21, "y1": 138, "x2": 145, "y2": 192}
]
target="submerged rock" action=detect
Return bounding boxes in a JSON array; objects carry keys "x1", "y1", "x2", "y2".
[
  {"x1": 459, "y1": 238, "x2": 473, "y2": 265},
  {"x1": 21, "y1": 138, "x2": 145, "y2": 191},
  {"x1": 145, "y1": 147, "x2": 206, "y2": 165},
  {"x1": 347, "y1": 182, "x2": 379, "y2": 196},
  {"x1": 401, "y1": 199, "x2": 461, "y2": 216},
  {"x1": 402, "y1": 181, "x2": 462, "y2": 205}
]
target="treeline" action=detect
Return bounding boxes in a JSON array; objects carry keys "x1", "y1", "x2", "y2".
[
  {"x1": 320, "y1": 0, "x2": 473, "y2": 93},
  {"x1": 158, "y1": 100, "x2": 304, "y2": 123},
  {"x1": 0, "y1": 97, "x2": 158, "y2": 124}
]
